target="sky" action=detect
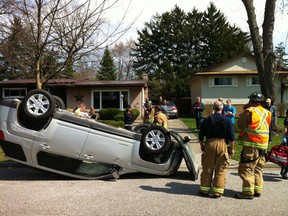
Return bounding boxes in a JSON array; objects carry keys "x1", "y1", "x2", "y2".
[{"x1": 106, "y1": 0, "x2": 288, "y2": 47}]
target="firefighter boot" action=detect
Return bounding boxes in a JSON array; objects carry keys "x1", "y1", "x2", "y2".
[{"x1": 234, "y1": 193, "x2": 254, "y2": 199}]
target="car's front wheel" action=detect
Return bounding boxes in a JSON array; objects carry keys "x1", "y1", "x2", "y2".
[
  {"x1": 134, "y1": 123, "x2": 151, "y2": 134},
  {"x1": 22, "y1": 89, "x2": 55, "y2": 119},
  {"x1": 141, "y1": 125, "x2": 171, "y2": 155}
]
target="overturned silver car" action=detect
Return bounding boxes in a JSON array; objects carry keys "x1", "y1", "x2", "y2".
[{"x1": 0, "y1": 89, "x2": 199, "y2": 180}]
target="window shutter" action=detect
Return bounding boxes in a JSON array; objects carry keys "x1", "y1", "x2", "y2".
[
  {"x1": 246, "y1": 76, "x2": 251, "y2": 87},
  {"x1": 209, "y1": 77, "x2": 214, "y2": 87},
  {"x1": 232, "y1": 76, "x2": 238, "y2": 87}
]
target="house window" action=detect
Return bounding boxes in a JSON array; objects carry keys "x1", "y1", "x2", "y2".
[
  {"x1": 246, "y1": 75, "x2": 260, "y2": 86},
  {"x1": 92, "y1": 90, "x2": 129, "y2": 110},
  {"x1": 3, "y1": 88, "x2": 27, "y2": 98},
  {"x1": 209, "y1": 76, "x2": 238, "y2": 87}
]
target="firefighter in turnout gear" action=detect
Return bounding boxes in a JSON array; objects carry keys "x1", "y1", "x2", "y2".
[
  {"x1": 235, "y1": 92, "x2": 272, "y2": 199},
  {"x1": 198, "y1": 100, "x2": 235, "y2": 198},
  {"x1": 153, "y1": 105, "x2": 168, "y2": 129}
]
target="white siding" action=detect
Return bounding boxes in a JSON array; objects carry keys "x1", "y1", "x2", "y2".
[{"x1": 212, "y1": 57, "x2": 257, "y2": 71}]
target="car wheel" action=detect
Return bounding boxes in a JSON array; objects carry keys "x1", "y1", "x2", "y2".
[
  {"x1": 53, "y1": 95, "x2": 66, "y2": 109},
  {"x1": 22, "y1": 89, "x2": 55, "y2": 119},
  {"x1": 141, "y1": 125, "x2": 171, "y2": 155},
  {"x1": 134, "y1": 123, "x2": 151, "y2": 133}
]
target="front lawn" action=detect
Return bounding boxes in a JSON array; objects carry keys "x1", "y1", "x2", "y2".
[{"x1": 180, "y1": 117, "x2": 284, "y2": 161}]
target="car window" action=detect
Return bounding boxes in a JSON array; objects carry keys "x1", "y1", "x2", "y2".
[{"x1": 166, "y1": 102, "x2": 175, "y2": 106}]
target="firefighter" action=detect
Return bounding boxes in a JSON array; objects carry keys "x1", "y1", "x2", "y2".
[
  {"x1": 143, "y1": 101, "x2": 154, "y2": 124},
  {"x1": 235, "y1": 92, "x2": 272, "y2": 199},
  {"x1": 198, "y1": 100, "x2": 235, "y2": 198},
  {"x1": 153, "y1": 105, "x2": 168, "y2": 129}
]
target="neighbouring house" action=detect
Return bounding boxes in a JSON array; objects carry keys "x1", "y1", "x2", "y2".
[
  {"x1": 188, "y1": 53, "x2": 288, "y2": 117},
  {"x1": 0, "y1": 75, "x2": 148, "y2": 118}
]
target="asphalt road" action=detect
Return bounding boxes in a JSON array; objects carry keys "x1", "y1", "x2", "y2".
[{"x1": 0, "y1": 163, "x2": 287, "y2": 216}]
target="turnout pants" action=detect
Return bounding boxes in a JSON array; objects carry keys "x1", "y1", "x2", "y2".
[
  {"x1": 238, "y1": 146, "x2": 266, "y2": 195},
  {"x1": 200, "y1": 139, "x2": 229, "y2": 196}
]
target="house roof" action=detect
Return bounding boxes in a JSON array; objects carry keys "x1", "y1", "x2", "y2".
[
  {"x1": 0, "y1": 79, "x2": 147, "y2": 87},
  {"x1": 194, "y1": 70, "x2": 258, "y2": 76},
  {"x1": 194, "y1": 70, "x2": 288, "y2": 76},
  {"x1": 202, "y1": 52, "x2": 255, "y2": 72}
]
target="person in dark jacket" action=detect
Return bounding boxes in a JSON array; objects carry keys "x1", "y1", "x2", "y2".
[
  {"x1": 193, "y1": 96, "x2": 205, "y2": 131},
  {"x1": 198, "y1": 100, "x2": 235, "y2": 198},
  {"x1": 124, "y1": 105, "x2": 134, "y2": 131}
]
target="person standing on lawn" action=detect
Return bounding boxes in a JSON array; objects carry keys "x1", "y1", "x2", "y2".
[
  {"x1": 265, "y1": 98, "x2": 277, "y2": 143},
  {"x1": 223, "y1": 99, "x2": 236, "y2": 125},
  {"x1": 281, "y1": 109, "x2": 288, "y2": 179},
  {"x1": 193, "y1": 96, "x2": 205, "y2": 131}
]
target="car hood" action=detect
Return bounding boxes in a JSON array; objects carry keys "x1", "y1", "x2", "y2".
[{"x1": 170, "y1": 131, "x2": 199, "y2": 181}]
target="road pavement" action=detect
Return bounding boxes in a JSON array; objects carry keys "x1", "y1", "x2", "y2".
[{"x1": 0, "y1": 165, "x2": 287, "y2": 216}]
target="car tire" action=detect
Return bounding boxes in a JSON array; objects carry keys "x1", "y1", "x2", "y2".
[
  {"x1": 22, "y1": 89, "x2": 55, "y2": 120},
  {"x1": 53, "y1": 95, "x2": 66, "y2": 109},
  {"x1": 141, "y1": 125, "x2": 171, "y2": 156},
  {"x1": 134, "y1": 123, "x2": 151, "y2": 134}
]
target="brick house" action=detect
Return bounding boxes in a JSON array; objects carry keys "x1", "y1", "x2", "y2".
[{"x1": 0, "y1": 76, "x2": 148, "y2": 117}]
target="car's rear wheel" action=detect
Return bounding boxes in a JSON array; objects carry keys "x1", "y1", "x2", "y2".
[
  {"x1": 22, "y1": 89, "x2": 55, "y2": 120},
  {"x1": 53, "y1": 95, "x2": 66, "y2": 109},
  {"x1": 141, "y1": 125, "x2": 171, "y2": 155}
]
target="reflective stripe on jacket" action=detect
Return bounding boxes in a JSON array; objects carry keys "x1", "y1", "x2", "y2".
[{"x1": 236, "y1": 105, "x2": 271, "y2": 149}]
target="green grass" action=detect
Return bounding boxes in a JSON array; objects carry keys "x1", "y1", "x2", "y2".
[{"x1": 180, "y1": 117, "x2": 284, "y2": 161}]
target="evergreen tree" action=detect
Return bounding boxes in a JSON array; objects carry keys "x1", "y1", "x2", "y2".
[
  {"x1": 275, "y1": 42, "x2": 288, "y2": 70},
  {"x1": 199, "y1": 3, "x2": 250, "y2": 67},
  {"x1": 97, "y1": 47, "x2": 117, "y2": 80},
  {"x1": 132, "y1": 3, "x2": 250, "y2": 99}
]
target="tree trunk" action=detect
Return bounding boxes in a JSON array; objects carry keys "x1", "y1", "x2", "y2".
[
  {"x1": 242, "y1": 0, "x2": 276, "y2": 99},
  {"x1": 36, "y1": 59, "x2": 42, "y2": 89}
]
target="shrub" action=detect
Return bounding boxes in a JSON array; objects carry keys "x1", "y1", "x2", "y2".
[
  {"x1": 131, "y1": 108, "x2": 140, "y2": 119},
  {"x1": 114, "y1": 113, "x2": 124, "y2": 121},
  {"x1": 99, "y1": 108, "x2": 122, "y2": 120},
  {"x1": 277, "y1": 103, "x2": 288, "y2": 117},
  {"x1": 98, "y1": 120, "x2": 124, "y2": 128}
]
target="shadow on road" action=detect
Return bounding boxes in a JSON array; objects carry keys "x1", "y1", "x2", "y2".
[
  {"x1": 230, "y1": 170, "x2": 283, "y2": 182},
  {"x1": 0, "y1": 163, "x2": 73, "y2": 181},
  {"x1": 139, "y1": 181, "x2": 236, "y2": 198},
  {"x1": 0, "y1": 163, "x2": 195, "y2": 181}
]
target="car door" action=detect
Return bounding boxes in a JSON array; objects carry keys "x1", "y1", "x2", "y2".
[
  {"x1": 79, "y1": 122, "x2": 136, "y2": 165},
  {"x1": 32, "y1": 118, "x2": 90, "y2": 171},
  {"x1": 170, "y1": 131, "x2": 199, "y2": 181}
]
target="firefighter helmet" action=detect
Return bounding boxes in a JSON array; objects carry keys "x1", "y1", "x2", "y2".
[{"x1": 248, "y1": 92, "x2": 265, "y2": 102}]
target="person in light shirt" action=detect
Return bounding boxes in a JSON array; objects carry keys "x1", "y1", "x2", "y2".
[
  {"x1": 223, "y1": 99, "x2": 236, "y2": 124},
  {"x1": 74, "y1": 103, "x2": 89, "y2": 117}
]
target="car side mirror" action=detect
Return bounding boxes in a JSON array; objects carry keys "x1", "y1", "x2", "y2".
[{"x1": 184, "y1": 136, "x2": 191, "y2": 143}]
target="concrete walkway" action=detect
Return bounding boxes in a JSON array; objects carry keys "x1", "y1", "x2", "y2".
[{"x1": 133, "y1": 118, "x2": 277, "y2": 169}]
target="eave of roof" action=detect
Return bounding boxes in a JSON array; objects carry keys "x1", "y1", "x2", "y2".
[
  {"x1": 0, "y1": 79, "x2": 147, "y2": 87},
  {"x1": 194, "y1": 70, "x2": 288, "y2": 76},
  {"x1": 194, "y1": 71, "x2": 258, "y2": 76}
]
